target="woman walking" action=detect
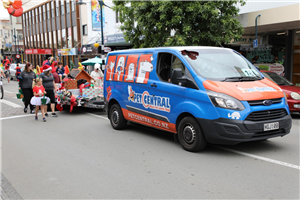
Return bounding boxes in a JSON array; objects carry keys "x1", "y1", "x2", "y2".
[
  {"x1": 19, "y1": 63, "x2": 36, "y2": 113},
  {"x1": 40, "y1": 65, "x2": 58, "y2": 117}
]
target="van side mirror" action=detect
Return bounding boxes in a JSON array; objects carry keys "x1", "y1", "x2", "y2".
[
  {"x1": 171, "y1": 68, "x2": 184, "y2": 84},
  {"x1": 171, "y1": 68, "x2": 198, "y2": 89}
]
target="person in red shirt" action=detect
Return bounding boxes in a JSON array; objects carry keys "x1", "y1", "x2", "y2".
[
  {"x1": 4, "y1": 63, "x2": 10, "y2": 83},
  {"x1": 30, "y1": 77, "x2": 50, "y2": 122}
]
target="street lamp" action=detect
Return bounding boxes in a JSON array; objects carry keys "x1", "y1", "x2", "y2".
[{"x1": 77, "y1": 0, "x2": 110, "y2": 71}]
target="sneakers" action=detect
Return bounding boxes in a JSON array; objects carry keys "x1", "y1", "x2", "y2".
[
  {"x1": 51, "y1": 113, "x2": 58, "y2": 117},
  {"x1": 45, "y1": 113, "x2": 49, "y2": 117},
  {"x1": 24, "y1": 107, "x2": 28, "y2": 113},
  {"x1": 43, "y1": 118, "x2": 46, "y2": 122},
  {"x1": 30, "y1": 110, "x2": 35, "y2": 114},
  {"x1": 35, "y1": 116, "x2": 38, "y2": 121}
]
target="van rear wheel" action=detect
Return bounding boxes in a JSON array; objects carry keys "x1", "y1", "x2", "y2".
[
  {"x1": 109, "y1": 104, "x2": 127, "y2": 130},
  {"x1": 178, "y1": 116, "x2": 207, "y2": 152}
]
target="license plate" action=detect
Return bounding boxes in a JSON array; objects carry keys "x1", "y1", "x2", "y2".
[{"x1": 264, "y1": 122, "x2": 279, "y2": 131}]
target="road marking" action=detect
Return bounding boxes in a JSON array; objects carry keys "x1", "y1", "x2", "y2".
[
  {"x1": 214, "y1": 146, "x2": 300, "y2": 170},
  {"x1": 0, "y1": 114, "x2": 39, "y2": 120},
  {"x1": 4, "y1": 90, "x2": 17, "y2": 94},
  {"x1": 85, "y1": 112, "x2": 109, "y2": 120},
  {"x1": 0, "y1": 99, "x2": 22, "y2": 108}
]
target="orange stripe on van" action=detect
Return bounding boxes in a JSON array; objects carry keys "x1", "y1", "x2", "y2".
[
  {"x1": 122, "y1": 108, "x2": 177, "y2": 133},
  {"x1": 203, "y1": 79, "x2": 284, "y2": 101}
]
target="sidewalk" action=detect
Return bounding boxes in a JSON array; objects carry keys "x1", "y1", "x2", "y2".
[{"x1": 1, "y1": 174, "x2": 23, "y2": 200}]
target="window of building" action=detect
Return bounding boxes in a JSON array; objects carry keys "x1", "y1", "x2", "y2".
[
  {"x1": 0, "y1": 30, "x2": 2, "y2": 37},
  {"x1": 17, "y1": 30, "x2": 23, "y2": 41},
  {"x1": 43, "y1": 11, "x2": 46, "y2": 20},
  {"x1": 51, "y1": 1, "x2": 54, "y2": 18},
  {"x1": 116, "y1": 11, "x2": 119, "y2": 23},
  {"x1": 47, "y1": 4, "x2": 50, "y2": 19},
  {"x1": 66, "y1": 3, "x2": 70, "y2": 13},
  {"x1": 83, "y1": 25, "x2": 87, "y2": 36},
  {"x1": 61, "y1": 3, "x2": 64, "y2": 15},
  {"x1": 72, "y1": 1, "x2": 75, "y2": 12},
  {"x1": 39, "y1": 7, "x2": 42, "y2": 21},
  {"x1": 56, "y1": 6, "x2": 59, "y2": 16}
]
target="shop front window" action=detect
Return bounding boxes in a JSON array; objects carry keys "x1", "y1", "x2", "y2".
[{"x1": 230, "y1": 34, "x2": 287, "y2": 77}]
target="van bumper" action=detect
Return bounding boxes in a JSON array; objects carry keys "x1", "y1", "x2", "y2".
[{"x1": 197, "y1": 115, "x2": 292, "y2": 145}]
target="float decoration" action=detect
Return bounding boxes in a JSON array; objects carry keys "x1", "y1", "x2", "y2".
[{"x1": 2, "y1": 0, "x2": 23, "y2": 17}]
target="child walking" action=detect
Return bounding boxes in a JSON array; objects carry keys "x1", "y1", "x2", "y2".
[{"x1": 30, "y1": 78, "x2": 50, "y2": 122}]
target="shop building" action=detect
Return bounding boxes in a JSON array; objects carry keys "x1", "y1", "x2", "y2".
[
  {"x1": 22, "y1": 0, "x2": 82, "y2": 67},
  {"x1": 229, "y1": 2, "x2": 300, "y2": 85},
  {"x1": 0, "y1": 19, "x2": 12, "y2": 60}
]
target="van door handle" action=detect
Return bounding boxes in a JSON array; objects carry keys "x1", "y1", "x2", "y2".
[{"x1": 150, "y1": 83, "x2": 157, "y2": 88}]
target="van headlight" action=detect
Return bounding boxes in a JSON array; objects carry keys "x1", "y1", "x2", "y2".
[
  {"x1": 206, "y1": 90, "x2": 245, "y2": 111},
  {"x1": 290, "y1": 92, "x2": 300, "y2": 100}
]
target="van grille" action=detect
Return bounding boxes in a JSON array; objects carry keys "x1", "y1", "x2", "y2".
[
  {"x1": 247, "y1": 98, "x2": 282, "y2": 106},
  {"x1": 245, "y1": 109, "x2": 288, "y2": 121}
]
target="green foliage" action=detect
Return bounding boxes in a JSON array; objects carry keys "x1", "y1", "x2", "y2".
[{"x1": 112, "y1": 0, "x2": 246, "y2": 48}]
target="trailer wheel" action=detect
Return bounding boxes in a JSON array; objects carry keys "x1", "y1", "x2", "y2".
[
  {"x1": 109, "y1": 104, "x2": 127, "y2": 130},
  {"x1": 178, "y1": 116, "x2": 207, "y2": 152}
]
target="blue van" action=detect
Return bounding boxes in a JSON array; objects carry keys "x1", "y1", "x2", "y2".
[{"x1": 104, "y1": 47, "x2": 292, "y2": 152}]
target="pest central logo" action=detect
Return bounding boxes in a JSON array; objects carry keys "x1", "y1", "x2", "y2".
[{"x1": 128, "y1": 86, "x2": 171, "y2": 112}]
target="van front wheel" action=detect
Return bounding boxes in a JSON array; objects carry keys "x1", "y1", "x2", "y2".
[
  {"x1": 178, "y1": 117, "x2": 207, "y2": 152},
  {"x1": 109, "y1": 104, "x2": 127, "y2": 130}
]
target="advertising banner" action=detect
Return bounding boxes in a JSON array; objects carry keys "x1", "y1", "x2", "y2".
[
  {"x1": 25, "y1": 49, "x2": 52, "y2": 54},
  {"x1": 91, "y1": 0, "x2": 105, "y2": 31},
  {"x1": 57, "y1": 48, "x2": 77, "y2": 56}
]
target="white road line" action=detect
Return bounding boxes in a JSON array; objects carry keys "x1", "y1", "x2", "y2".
[
  {"x1": 214, "y1": 146, "x2": 300, "y2": 170},
  {"x1": 4, "y1": 90, "x2": 17, "y2": 94},
  {"x1": 0, "y1": 99, "x2": 22, "y2": 108},
  {"x1": 85, "y1": 112, "x2": 109, "y2": 120},
  {"x1": 0, "y1": 114, "x2": 40, "y2": 120}
]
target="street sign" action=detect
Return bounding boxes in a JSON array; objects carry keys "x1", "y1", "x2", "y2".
[
  {"x1": 104, "y1": 47, "x2": 112, "y2": 53},
  {"x1": 253, "y1": 39, "x2": 258, "y2": 48},
  {"x1": 15, "y1": 54, "x2": 20, "y2": 59}
]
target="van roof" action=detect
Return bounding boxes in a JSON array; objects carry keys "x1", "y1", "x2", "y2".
[{"x1": 108, "y1": 46, "x2": 231, "y2": 54}]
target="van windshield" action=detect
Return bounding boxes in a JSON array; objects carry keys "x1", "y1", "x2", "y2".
[{"x1": 182, "y1": 49, "x2": 263, "y2": 82}]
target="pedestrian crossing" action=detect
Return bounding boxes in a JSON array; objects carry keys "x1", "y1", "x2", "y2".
[{"x1": 0, "y1": 99, "x2": 22, "y2": 108}]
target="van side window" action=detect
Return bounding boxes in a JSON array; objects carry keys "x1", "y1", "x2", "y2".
[
  {"x1": 171, "y1": 56, "x2": 185, "y2": 76},
  {"x1": 157, "y1": 53, "x2": 190, "y2": 84},
  {"x1": 157, "y1": 53, "x2": 172, "y2": 82}
]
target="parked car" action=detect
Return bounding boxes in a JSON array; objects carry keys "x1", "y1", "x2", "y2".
[
  {"x1": 9, "y1": 63, "x2": 26, "y2": 80},
  {"x1": 261, "y1": 70, "x2": 300, "y2": 113}
]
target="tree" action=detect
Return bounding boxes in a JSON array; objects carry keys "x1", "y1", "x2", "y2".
[{"x1": 112, "y1": 0, "x2": 246, "y2": 48}]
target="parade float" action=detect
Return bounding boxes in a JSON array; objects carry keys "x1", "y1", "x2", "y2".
[
  {"x1": 2, "y1": 0, "x2": 23, "y2": 17},
  {"x1": 56, "y1": 68, "x2": 104, "y2": 113}
]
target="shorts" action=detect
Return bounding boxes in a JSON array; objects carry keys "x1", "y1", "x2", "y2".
[{"x1": 45, "y1": 89, "x2": 56, "y2": 103}]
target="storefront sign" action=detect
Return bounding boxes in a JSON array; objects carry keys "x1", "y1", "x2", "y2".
[
  {"x1": 79, "y1": 45, "x2": 98, "y2": 55},
  {"x1": 25, "y1": 49, "x2": 52, "y2": 54},
  {"x1": 57, "y1": 48, "x2": 77, "y2": 56},
  {"x1": 254, "y1": 63, "x2": 285, "y2": 75},
  {"x1": 104, "y1": 33, "x2": 126, "y2": 44},
  {"x1": 104, "y1": 47, "x2": 111, "y2": 52},
  {"x1": 230, "y1": 36, "x2": 260, "y2": 45}
]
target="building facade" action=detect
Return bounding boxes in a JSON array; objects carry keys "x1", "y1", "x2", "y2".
[
  {"x1": 230, "y1": 1, "x2": 300, "y2": 85},
  {"x1": 0, "y1": 19, "x2": 12, "y2": 61},
  {"x1": 22, "y1": 0, "x2": 81, "y2": 67},
  {"x1": 22, "y1": 0, "x2": 131, "y2": 68}
]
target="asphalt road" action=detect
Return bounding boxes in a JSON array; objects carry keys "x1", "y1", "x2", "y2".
[{"x1": 1, "y1": 80, "x2": 299, "y2": 199}]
